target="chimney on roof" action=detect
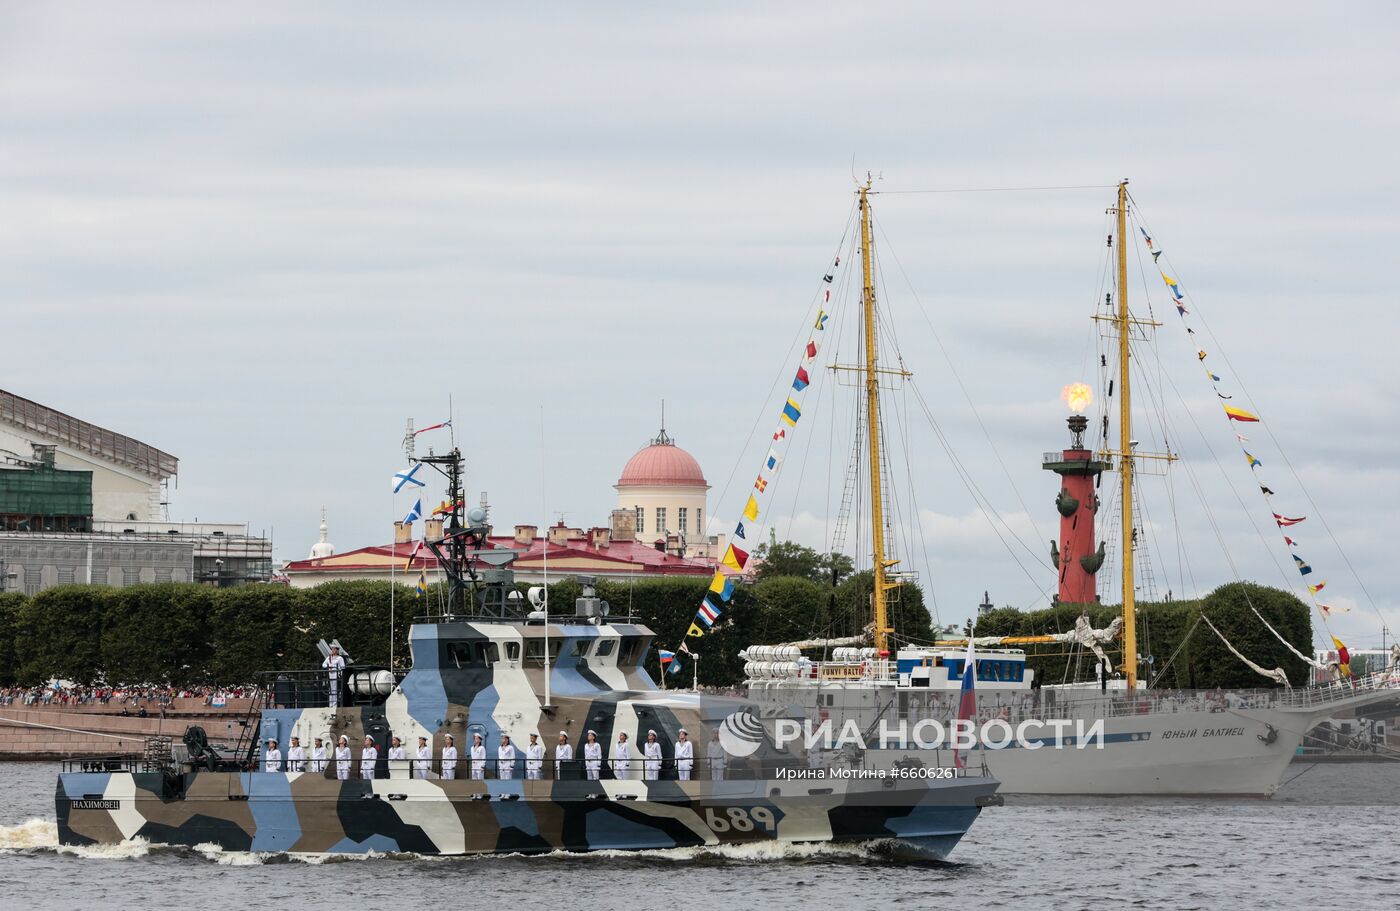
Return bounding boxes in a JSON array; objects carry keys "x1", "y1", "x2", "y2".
[
  {"x1": 547, "y1": 525, "x2": 572, "y2": 546},
  {"x1": 589, "y1": 527, "x2": 610, "y2": 548},
  {"x1": 609, "y1": 508, "x2": 636, "y2": 542},
  {"x1": 515, "y1": 525, "x2": 537, "y2": 545},
  {"x1": 653, "y1": 537, "x2": 666, "y2": 553},
  {"x1": 393, "y1": 521, "x2": 412, "y2": 545},
  {"x1": 425, "y1": 518, "x2": 444, "y2": 543}
]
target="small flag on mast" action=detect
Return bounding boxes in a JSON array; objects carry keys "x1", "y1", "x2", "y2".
[{"x1": 392, "y1": 464, "x2": 425, "y2": 493}]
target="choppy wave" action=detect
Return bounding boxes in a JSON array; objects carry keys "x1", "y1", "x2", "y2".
[{"x1": 0, "y1": 818, "x2": 58, "y2": 851}]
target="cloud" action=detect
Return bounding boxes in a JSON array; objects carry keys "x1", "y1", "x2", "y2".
[{"x1": 2, "y1": 2, "x2": 1397, "y2": 648}]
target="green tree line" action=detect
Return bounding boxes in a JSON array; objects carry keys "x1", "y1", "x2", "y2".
[
  {"x1": 974, "y1": 581, "x2": 1314, "y2": 689},
  {"x1": 0, "y1": 571, "x2": 1310, "y2": 690}
]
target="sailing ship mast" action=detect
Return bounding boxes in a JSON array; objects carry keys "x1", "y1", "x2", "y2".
[
  {"x1": 1114, "y1": 181, "x2": 1138, "y2": 688},
  {"x1": 859, "y1": 179, "x2": 895, "y2": 656}
]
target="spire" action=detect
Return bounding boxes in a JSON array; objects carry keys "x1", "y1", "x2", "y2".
[
  {"x1": 652, "y1": 399, "x2": 674, "y2": 446},
  {"x1": 310, "y1": 507, "x2": 335, "y2": 558}
]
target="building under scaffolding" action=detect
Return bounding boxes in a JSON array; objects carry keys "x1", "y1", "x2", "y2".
[{"x1": 0, "y1": 388, "x2": 271, "y2": 594}]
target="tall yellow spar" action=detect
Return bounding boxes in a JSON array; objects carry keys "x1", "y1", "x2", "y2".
[
  {"x1": 858, "y1": 180, "x2": 895, "y2": 655},
  {"x1": 1114, "y1": 179, "x2": 1138, "y2": 688}
]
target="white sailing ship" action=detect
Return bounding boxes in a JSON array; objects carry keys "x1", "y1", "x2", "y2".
[{"x1": 735, "y1": 180, "x2": 1399, "y2": 796}]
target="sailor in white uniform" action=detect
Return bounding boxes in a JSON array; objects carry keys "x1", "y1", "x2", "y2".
[
  {"x1": 674, "y1": 729, "x2": 694, "y2": 781},
  {"x1": 554, "y1": 732, "x2": 573, "y2": 779},
  {"x1": 415, "y1": 736, "x2": 432, "y2": 779},
  {"x1": 708, "y1": 730, "x2": 726, "y2": 780},
  {"x1": 360, "y1": 735, "x2": 379, "y2": 780},
  {"x1": 612, "y1": 731, "x2": 633, "y2": 780},
  {"x1": 334, "y1": 735, "x2": 352, "y2": 780},
  {"x1": 286, "y1": 736, "x2": 305, "y2": 772},
  {"x1": 263, "y1": 738, "x2": 282, "y2": 773},
  {"x1": 583, "y1": 730, "x2": 602, "y2": 780},
  {"x1": 525, "y1": 733, "x2": 545, "y2": 780},
  {"x1": 323, "y1": 644, "x2": 346, "y2": 708},
  {"x1": 312, "y1": 737, "x2": 328, "y2": 774},
  {"x1": 388, "y1": 736, "x2": 406, "y2": 778},
  {"x1": 470, "y1": 733, "x2": 487, "y2": 780},
  {"x1": 642, "y1": 730, "x2": 663, "y2": 781},
  {"x1": 441, "y1": 734, "x2": 458, "y2": 780},
  {"x1": 497, "y1": 734, "x2": 517, "y2": 780}
]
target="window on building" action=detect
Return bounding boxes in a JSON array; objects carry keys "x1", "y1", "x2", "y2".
[
  {"x1": 678, "y1": 507, "x2": 688, "y2": 534},
  {"x1": 635, "y1": 506, "x2": 644, "y2": 535},
  {"x1": 696, "y1": 508, "x2": 702, "y2": 533},
  {"x1": 656, "y1": 507, "x2": 666, "y2": 535}
]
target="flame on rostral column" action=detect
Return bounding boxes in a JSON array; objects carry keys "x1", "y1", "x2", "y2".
[{"x1": 1061, "y1": 382, "x2": 1093, "y2": 414}]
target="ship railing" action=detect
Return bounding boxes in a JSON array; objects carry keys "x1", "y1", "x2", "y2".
[
  {"x1": 880, "y1": 676, "x2": 1400, "y2": 726},
  {"x1": 254, "y1": 669, "x2": 391, "y2": 709},
  {"x1": 62, "y1": 758, "x2": 169, "y2": 774},
  {"x1": 250, "y1": 754, "x2": 988, "y2": 782}
]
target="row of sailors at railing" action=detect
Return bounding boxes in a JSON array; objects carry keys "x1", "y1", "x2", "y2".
[{"x1": 262, "y1": 729, "x2": 720, "y2": 781}]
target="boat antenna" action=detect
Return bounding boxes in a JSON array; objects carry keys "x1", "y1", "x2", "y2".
[{"x1": 541, "y1": 403, "x2": 552, "y2": 710}]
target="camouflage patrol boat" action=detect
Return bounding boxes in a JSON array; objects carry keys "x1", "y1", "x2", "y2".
[{"x1": 56, "y1": 449, "x2": 999, "y2": 859}]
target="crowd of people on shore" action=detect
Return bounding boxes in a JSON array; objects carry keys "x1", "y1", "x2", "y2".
[{"x1": 0, "y1": 683, "x2": 260, "y2": 708}]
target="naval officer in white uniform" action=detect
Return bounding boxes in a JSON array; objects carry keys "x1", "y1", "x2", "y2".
[
  {"x1": 360, "y1": 735, "x2": 379, "y2": 780},
  {"x1": 286, "y1": 736, "x2": 305, "y2": 772},
  {"x1": 263, "y1": 738, "x2": 282, "y2": 773},
  {"x1": 675, "y1": 729, "x2": 694, "y2": 780},
  {"x1": 323, "y1": 644, "x2": 346, "y2": 708},
  {"x1": 708, "y1": 730, "x2": 726, "y2": 780},
  {"x1": 583, "y1": 730, "x2": 602, "y2": 780},
  {"x1": 441, "y1": 733, "x2": 458, "y2": 780},
  {"x1": 555, "y1": 732, "x2": 573, "y2": 779},
  {"x1": 387, "y1": 736, "x2": 406, "y2": 778},
  {"x1": 415, "y1": 736, "x2": 432, "y2": 779},
  {"x1": 498, "y1": 734, "x2": 517, "y2": 780},
  {"x1": 334, "y1": 735, "x2": 352, "y2": 780},
  {"x1": 642, "y1": 730, "x2": 663, "y2": 781},
  {"x1": 525, "y1": 734, "x2": 545, "y2": 780},
  {"x1": 471, "y1": 733, "x2": 487, "y2": 780},
  {"x1": 312, "y1": 737, "x2": 328, "y2": 773},
  {"x1": 612, "y1": 731, "x2": 633, "y2": 780}
]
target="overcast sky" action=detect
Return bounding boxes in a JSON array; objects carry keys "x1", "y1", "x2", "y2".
[{"x1": 3, "y1": 3, "x2": 1396, "y2": 649}]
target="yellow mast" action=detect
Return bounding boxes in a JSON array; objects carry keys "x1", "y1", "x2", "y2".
[
  {"x1": 1114, "y1": 179, "x2": 1139, "y2": 689},
  {"x1": 859, "y1": 180, "x2": 894, "y2": 655}
]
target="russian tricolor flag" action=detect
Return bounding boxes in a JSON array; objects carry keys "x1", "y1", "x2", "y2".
[{"x1": 954, "y1": 637, "x2": 977, "y2": 769}]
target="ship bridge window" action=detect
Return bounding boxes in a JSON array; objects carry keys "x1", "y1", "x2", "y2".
[
  {"x1": 444, "y1": 641, "x2": 498, "y2": 668},
  {"x1": 595, "y1": 639, "x2": 616, "y2": 658},
  {"x1": 505, "y1": 642, "x2": 521, "y2": 662},
  {"x1": 524, "y1": 638, "x2": 563, "y2": 665},
  {"x1": 571, "y1": 639, "x2": 592, "y2": 658},
  {"x1": 618, "y1": 636, "x2": 650, "y2": 666}
]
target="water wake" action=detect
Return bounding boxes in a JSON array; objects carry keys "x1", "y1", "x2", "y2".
[{"x1": 1, "y1": 818, "x2": 919, "y2": 867}]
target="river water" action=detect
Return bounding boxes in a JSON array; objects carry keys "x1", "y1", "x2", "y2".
[{"x1": 2, "y1": 761, "x2": 1396, "y2": 910}]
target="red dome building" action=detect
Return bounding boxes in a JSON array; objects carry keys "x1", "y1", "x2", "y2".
[{"x1": 615, "y1": 426, "x2": 712, "y2": 557}]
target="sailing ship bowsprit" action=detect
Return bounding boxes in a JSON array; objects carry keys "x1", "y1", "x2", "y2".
[{"x1": 56, "y1": 387, "x2": 999, "y2": 853}]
